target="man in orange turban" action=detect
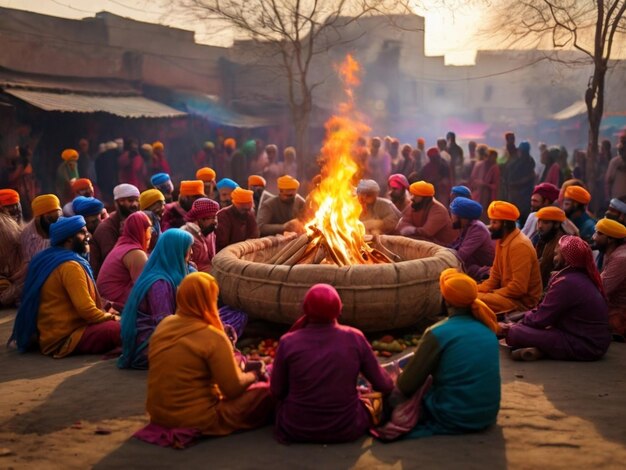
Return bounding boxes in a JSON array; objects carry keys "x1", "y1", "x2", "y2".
[
  {"x1": 56, "y1": 149, "x2": 80, "y2": 204},
  {"x1": 477, "y1": 201, "x2": 542, "y2": 314},
  {"x1": 0, "y1": 194, "x2": 23, "y2": 306},
  {"x1": 248, "y1": 175, "x2": 272, "y2": 216},
  {"x1": 562, "y1": 184, "x2": 595, "y2": 243},
  {"x1": 395, "y1": 180, "x2": 456, "y2": 246},
  {"x1": 196, "y1": 167, "x2": 217, "y2": 200},
  {"x1": 534, "y1": 206, "x2": 567, "y2": 288},
  {"x1": 62, "y1": 178, "x2": 95, "y2": 216},
  {"x1": 0, "y1": 189, "x2": 22, "y2": 224},
  {"x1": 257, "y1": 176, "x2": 306, "y2": 236},
  {"x1": 216, "y1": 188, "x2": 259, "y2": 252},
  {"x1": 162, "y1": 180, "x2": 205, "y2": 231}
]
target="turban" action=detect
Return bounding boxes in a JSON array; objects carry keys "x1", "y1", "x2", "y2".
[
  {"x1": 487, "y1": 200, "x2": 520, "y2": 221},
  {"x1": 409, "y1": 181, "x2": 435, "y2": 197},
  {"x1": 558, "y1": 235, "x2": 603, "y2": 294},
  {"x1": 139, "y1": 189, "x2": 165, "y2": 210},
  {"x1": 519, "y1": 141, "x2": 530, "y2": 153},
  {"x1": 609, "y1": 198, "x2": 626, "y2": 215},
  {"x1": 152, "y1": 141, "x2": 164, "y2": 151},
  {"x1": 277, "y1": 175, "x2": 300, "y2": 191},
  {"x1": 564, "y1": 185, "x2": 591, "y2": 205},
  {"x1": 356, "y1": 179, "x2": 380, "y2": 194},
  {"x1": 426, "y1": 147, "x2": 439, "y2": 159},
  {"x1": 224, "y1": 138, "x2": 236, "y2": 149},
  {"x1": 289, "y1": 284, "x2": 343, "y2": 332},
  {"x1": 185, "y1": 197, "x2": 220, "y2": 222},
  {"x1": 596, "y1": 218, "x2": 626, "y2": 239},
  {"x1": 71, "y1": 178, "x2": 93, "y2": 193},
  {"x1": 231, "y1": 187, "x2": 253, "y2": 205},
  {"x1": 179, "y1": 180, "x2": 205, "y2": 197},
  {"x1": 203, "y1": 141, "x2": 215, "y2": 150},
  {"x1": 140, "y1": 143, "x2": 153, "y2": 153},
  {"x1": 61, "y1": 149, "x2": 79, "y2": 161},
  {"x1": 536, "y1": 206, "x2": 566, "y2": 222},
  {"x1": 113, "y1": 184, "x2": 140, "y2": 200},
  {"x1": 32, "y1": 194, "x2": 61, "y2": 217},
  {"x1": 439, "y1": 268, "x2": 498, "y2": 333},
  {"x1": 533, "y1": 183, "x2": 560, "y2": 203},
  {"x1": 150, "y1": 173, "x2": 171, "y2": 186},
  {"x1": 196, "y1": 167, "x2": 216, "y2": 182},
  {"x1": 49, "y1": 215, "x2": 86, "y2": 246},
  {"x1": 450, "y1": 197, "x2": 483, "y2": 220},
  {"x1": 216, "y1": 178, "x2": 239, "y2": 191},
  {"x1": 0, "y1": 189, "x2": 19, "y2": 206},
  {"x1": 417, "y1": 138, "x2": 425, "y2": 145},
  {"x1": 248, "y1": 175, "x2": 266, "y2": 187},
  {"x1": 451, "y1": 185, "x2": 471, "y2": 198},
  {"x1": 388, "y1": 174, "x2": 409, "y2": 190},
  {"x1": 72, "y1": 196, "x2": 104, "y2": 217}
]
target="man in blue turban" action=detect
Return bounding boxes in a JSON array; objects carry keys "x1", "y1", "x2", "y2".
[
  {"x1": 72, "y1": 196, "x2": 105, "y2": 235},
  {"x1": 450, "y1": 185, "x2": 472, "y2": 203},
  {"x1": 449, "y1": 197, "x2": 495, "y2": 281},
  {"x1": 150, "y1": 172, "x2": 174, "y2": 203},
  {"x1": 216, "y1": 178, "x2": 239, "y2": 209},
  {"x1": 10, "y1": 216, "x2": 121, "y2": 357}
]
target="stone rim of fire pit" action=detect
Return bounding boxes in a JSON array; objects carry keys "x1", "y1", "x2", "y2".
[{"x1": 212, "y1": 234, "x2": 460, "y2": 332}]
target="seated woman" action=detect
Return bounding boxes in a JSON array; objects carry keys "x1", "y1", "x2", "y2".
[
  {"x1": 135, "y1": 272, "x2": 272, "y2": 447},
  {"x1": 501, "y1": 235, "x2": 610, "y2": 361},
  {"x1": 96, "y1": 211, "x2": 152, "y2": 307},
  {"x1": 270, "y1": 284, "x2": 393, "y2": 444},
  {"x1": 118, "y1": 229, "x2": 193, "y2": 369},
  {"x1": 376, "y1": 269, "x2": 500, "y2": 440}
]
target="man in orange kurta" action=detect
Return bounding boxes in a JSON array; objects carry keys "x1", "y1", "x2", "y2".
[{"x1": 478, "y1": 201, "x2": 542, "y2": 314}]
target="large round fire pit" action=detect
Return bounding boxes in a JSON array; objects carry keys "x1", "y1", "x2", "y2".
[{"x1": 212, "y1": 234, "x2": 460, "y2": 332}]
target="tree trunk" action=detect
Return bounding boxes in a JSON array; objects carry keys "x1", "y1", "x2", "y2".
[{"x1": 585, "y1": 61, "x2": 606, "y2": 205}]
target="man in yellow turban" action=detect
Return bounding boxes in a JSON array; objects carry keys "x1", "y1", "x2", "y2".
[
  {"x1": 216, "y1": 187, "x2": 259, "y2": 252},
  {"x1": 562, "y1": 185, "x2": 595, "y2": 243},
  {"x1": 477, "y1": 201, "x2": 542, "y2": 314},
  {"x1": 395, "y1": 180, "x2": 456, "y2": 246},
  {"x1": 161, "y1": 180, "x2": 205, "y2": 231},
  {"x1": 56, "y1": 149, "x2": 80, "y2": 204},
  {"x1": 593, "y1": 218, "x2": 626, "y2": 339},
  {"x1": 534, "y1": 206, "x2": 567, "y2": 288},
  {"x1": 257, "y1": 175, "x2": 306, "y2": 236}
]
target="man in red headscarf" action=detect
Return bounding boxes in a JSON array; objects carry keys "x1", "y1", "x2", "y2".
[
  {"x1": 182, "y1": 198, "x2": 220, "y2": 272},
  {"x1": 501, "y1": 235, "x2": 610, "y2": 361}
]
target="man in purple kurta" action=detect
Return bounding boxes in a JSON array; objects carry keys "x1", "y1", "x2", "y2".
[
  {"x1": 270, "y1": 284, "x2": 393, "y2": 444},
  {"x1": 502, "y1": 236, "x2": 610, "y2": 361}
]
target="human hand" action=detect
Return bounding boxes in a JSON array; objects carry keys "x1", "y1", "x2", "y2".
[{"x1": 399, "y1": 226, "x2": 417, "y2": 236}]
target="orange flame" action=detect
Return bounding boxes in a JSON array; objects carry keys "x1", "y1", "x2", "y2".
[{"x1": 306, "y1": 54, "x2": 377, "y2": 265}]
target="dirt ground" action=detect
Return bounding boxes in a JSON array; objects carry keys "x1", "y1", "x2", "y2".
[{"x1": 1, "y1": 307, "x2": 625, "y2": 470}]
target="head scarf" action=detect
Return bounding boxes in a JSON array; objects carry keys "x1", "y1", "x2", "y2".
[
  {"x1": 49, "y1": 216, "x2": 86, "y2": 246},
  {"x1": 558, "y1": 235, "x2": 603, "y2": 295},
  {"x1": 231, "y1": 187, "x2": 254, "y2": 205},
  {"x1": 417, "y1": 138, "x2": 425, "y2": 146},
  {"x1": 61, "y1": 149, "x2": 79, "y2": 161},
  {"x1": 185, "y1": 198, "x2": 220, "y2": 222},
  {"x1": 152, "y1": 141, "x2": 164, "y2": 152},
  {"x1": 595, "y1": 218, "x2": 626, "y2": 239},
  {"x1": 536, "y1": 206, "x2": 566, "y2": 222},
  {"x1": 450, "y1": 197, "x2": 482, "y2": 220},
  {"x1": 196, "y1": 167, "x2": 216, "y2": 182},
  {"x1": 248, "y1": 175, "x2": 266, "y2": 187},
  {"x1": 356, "y1": 179, "x2": 380, "y2": 194},
  {"x1": 150, "y1": 173, "x2": 171, "y2": 186},
  {"x1": 216, "y1": 178, "x2": 239, "y2": 191},
  {"x1": 179, "y1": 180, "x2": 205, "y2": 197},
  {"x1": 564, "y1": 185, "x2": 591, "y2": 205},
  {"x1": 71, "y1": 178, "x2": 93, "y2": 193},
  {"x1": 609, "y1": 198, "x2": 626, "y2": 216},
  {"x1": 426, "y1": 147, "x2": 439, "y2": 159},
  {"x1": 115, "y1": 211, "x2": 152, "y2": 254},
  {"x1": 409, "y1": 181, "x2": 435, "y2": 197},
  {"x1": 0, "y1": 189, "x2": 20, "y2": 206},
  {"x1": 118, "y1": 229, "x2": 193, "y2": 369},
  {"x1": 224, "y1": 138, "x2": 236, "y2": 150},
  {"x1": 32, "y1": 194, "x2": 61, "y2": 217},
  {"x1": 388, "y1": 174, "x2": 409, "y2": 190},
  {"x1": 72, "y1": 196, "x2": 104, "y2": 217},
  {"x1": 451, "y1": 185, "x2": 472, "y2": 198},
  {"x1": 277, "y1": 175, "x2": 300, "y2": 190},
  {"x1": 439, "y1": 268, "x2": 498, "y2": 333},
  {"x1": 176, "y1": 272, "x2": 224, "y2": 332},
  {"x1": 487, "y1": 201, "x2": 520, "y2": 221},
  {"x1": 113, "y1": 184, "x2": 140, "y2": 200},
  {"x1": 289, "y1": 284, "x2": 343, "y2": 332},
  {"x1": 139, "y1": 189, "x2": 165, "y2": 210},
  {"x1": 533, "y1": 183, "x2": 560, "y2": 203}
]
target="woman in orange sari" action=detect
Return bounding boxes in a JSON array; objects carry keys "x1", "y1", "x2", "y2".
[{"x1": 136, "y1": 272, "x2": 272, "y2": 448}]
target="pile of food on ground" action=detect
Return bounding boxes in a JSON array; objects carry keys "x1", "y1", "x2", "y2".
[{"x1": 370, "y1": 334, "x2": 421, "y2": 357}]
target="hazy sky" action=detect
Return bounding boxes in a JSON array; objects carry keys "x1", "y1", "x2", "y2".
[{"x1": 0, "y1": 0, "x2": 483, "y2": 64}]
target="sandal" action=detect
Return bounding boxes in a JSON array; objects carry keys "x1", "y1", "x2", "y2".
[{"x1": 511, "y1": 347, "x2": 543, "y2": 361}]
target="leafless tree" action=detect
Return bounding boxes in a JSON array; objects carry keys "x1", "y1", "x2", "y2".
[{"x1": 178, "y1": 0, "x2": 414, "y2": 171}]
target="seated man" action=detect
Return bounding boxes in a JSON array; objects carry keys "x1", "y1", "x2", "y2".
[
  {"x1": 182, "y1": 198, "x2": 220, "y2": 273},
  {"x1": 0, "y1": 212, "x2": 23, "y2": 307},
  {"x1": 449, "y1": 197, "x2": 494, "y2": 280},
  {"x1": 257, "y1": 175, "x2": 306, "y2": 236},
  {"x1": 605, "y1": 197, "x2": 626, "y2": 225},
  {"x1": 216, "y1": 178, "x2": 239, "y2": 209},
  {"x1": 216, "y1": 187, "x2": 259, "y2": 252},
  {"x1": 502, "y1": 236, "x2": 610, "y2": 361},
  {"x1": 478, "y1": 201, "x2": 542, "y2": 314},
  {"x1": 521, "y1": 182, "x2": 560, "y2": 239},
  {"x1": 563, "y1": 185, "x2": 596, "y2": 243},
  {"x1": 387, "y1": 174, "x2": 411, "y2": 213},
  {"x1": 0, "y1": 188, "x2": 23, "y2": 225},
  {"x1": 161, "y1": 180, "x2": 205, "y2": 231},
  {"x1": 196, "y1": 167, "x2": 217, "y2": 201},
  {"x1": 449, "y1": 185, "x2": 471, "y2": 204},
  {"x1": 356, "y1": 179, "x2": 401, "y2": 235},
  {"x1": 248, "y1": 175, "x2": 272, "y2": 216},
  {"x1": 593, "y1": 218, "x2": 626, "y2": 340},
  {"x1": 150, "y1": 173, "x2": 174, "y2": 203},
  {"x1": 534, "y1": 206, "x2": 567, "y2": 288},
  {"x1": 396, "y1": 181, "x2": 456, "y2": 246},
  {"x1": 10, "y1": 216, "x2": 121, "y2": 357},
  {"x1": 21, "y1": 194, "x2": 62, "y2": 264},
  {"x1": 72, "y1": 196, "x2": 105, "y2": 236}
]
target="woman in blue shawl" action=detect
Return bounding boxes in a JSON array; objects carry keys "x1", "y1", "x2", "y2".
[{"x1": 118, "y1": 229, "x2": 193, "y2": 369}]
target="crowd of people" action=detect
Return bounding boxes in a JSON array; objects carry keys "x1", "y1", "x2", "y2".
[{"x1": 1, "y1": 127, "x2": 625, "y2": 446}]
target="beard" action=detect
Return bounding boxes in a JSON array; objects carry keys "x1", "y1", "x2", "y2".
[
  {"x1": 71, "y1": 236, "x2": 89, "y2": 256},
  {"x1": 117, "y1": 204, "x2": 136, "y2": 218},
  {"x1": 411, "y1": 200, "x2": 428, "y2": 211},
  {"x1": 538, "y1": 227, "x2": 558, "y2": 242},
  {"x1": 489, "y1": 227, "x2": 504, "y2": 240},
  {"x1": 40, "y1": 216, "x2": 53, "y2": 235},
  {"x1": 452, "y1": 220, "x2": 462, "y2": 230},
  {"x1": 590, "y1": 241, "x2": 607, "y2": 253},
  {"x1": 201, "y1": 224, "x2": 216, "y2": 236},
  {"x1": 390, "y1": 191, "x2": 404, "y2": 203},
  {"x1": 179, "y1": 197, "x2": 194, "y2": 212}
]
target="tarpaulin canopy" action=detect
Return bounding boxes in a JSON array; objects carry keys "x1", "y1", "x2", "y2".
[{"x1": 551, "y1": 100, "x2": 587, "y2": 121}]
